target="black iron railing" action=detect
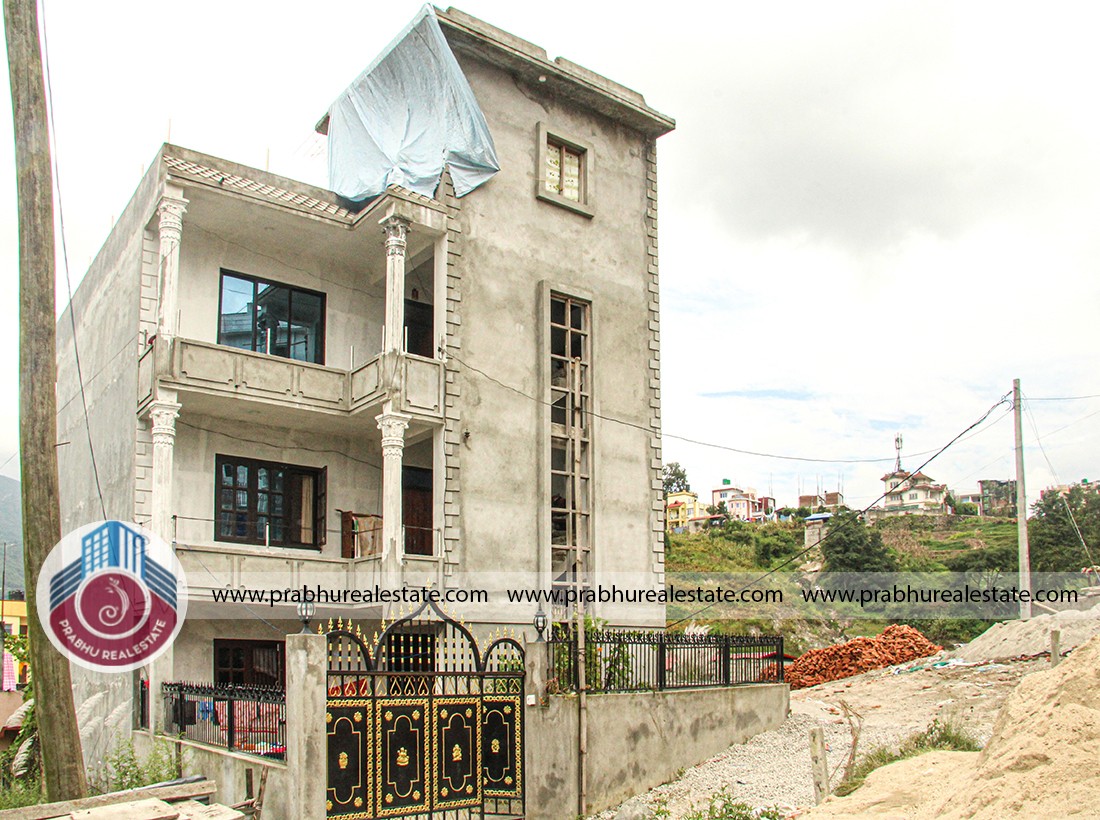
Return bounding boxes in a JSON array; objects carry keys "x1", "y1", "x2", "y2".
[
  {"x1": 548, "y1": 627, "x2": 783, "y2": 693},
  {"x1": 163, "y1": 682, "x2": 286, "y2": 759}
]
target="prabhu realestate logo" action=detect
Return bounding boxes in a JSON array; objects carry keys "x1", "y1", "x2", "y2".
[{"x1": 37, "y1": 521, "x2": 187, "y2": 672}]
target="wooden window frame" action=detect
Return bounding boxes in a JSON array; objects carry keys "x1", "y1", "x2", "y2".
[
  {"x1": 536, "y1": 123, "x2": 595, "y2": 218},
  {"x1": 214, "y1": 454, "x2": 327, "y2": 549},
  {"x1": 213, "y1": 639, "x2": 286, "y2": 687}
]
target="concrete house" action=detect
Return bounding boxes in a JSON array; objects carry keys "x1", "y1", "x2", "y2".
[{"x1": 56, "y1": 6, "x2": 674, "y2": 772}]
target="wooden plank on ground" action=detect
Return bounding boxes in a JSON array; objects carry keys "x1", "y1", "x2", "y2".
[
  {"x1": 69, "y1": 798, "x2": 180, "y2": 819},
  {"x1": 0, "y1": 781, "x2": 217, "y2": 820},
  {"x1": 171, "y1": 802, "x2": 245, "y2": 820}
]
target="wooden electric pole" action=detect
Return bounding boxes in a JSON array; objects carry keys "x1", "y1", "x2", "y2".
[
  {"x1": 4, "y1": 0, "x2": 88, "y2": 799},
  {"x1": 1013, "y1": 378, "x2": 1032, "y2": 620}
]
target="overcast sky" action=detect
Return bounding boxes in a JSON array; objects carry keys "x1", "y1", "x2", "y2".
[{"x1": 1, "y1": 1, "x2": 1097, "y2": 511}]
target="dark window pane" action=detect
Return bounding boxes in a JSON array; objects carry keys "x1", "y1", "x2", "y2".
[
  {"x1": 551, "y1": 440, "x2": 567, "y2": 471},
  {"x1": 220, "y1": 489, "x2": 233, "y2": 510},
  {"x1": 551, "y1": 326, "x2": 566, "y2": 357},
  {"x1": 236, "y1": 465, "x2": 248, "y2": 487},
  {"x1": 570, "y1": 303, "x2": 585, "y2": 330},
  {"x1": 290, "y1": 290, "x2": 324, "y2": 363},
  {"x1": 220, "y1": 464, "x2": 234, "y2": 486},
  {"x1": 571, "y1": 332, "x2": 583, "y2": 359},
  {"x1": 550, "y1": 298, "x2": 566, "y2": 326},
  {"x1": 257, "y1": 468, "x2": 269, "y2": 491},
  {"x1": 257, "y1": 493, "x2": 268, "y2": 514}
]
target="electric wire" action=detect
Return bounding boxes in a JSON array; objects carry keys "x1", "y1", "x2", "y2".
[
  {"x1": 40, "y1": 0, "x2": 107, "y2": 520},
  {"x1": 1022, "y1": 395, "x2": 1095, "y2": 566}
]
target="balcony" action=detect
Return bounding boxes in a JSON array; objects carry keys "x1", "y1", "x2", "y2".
[{"x1": 139, "y1": 337, "x2": 443, "y2": 423}]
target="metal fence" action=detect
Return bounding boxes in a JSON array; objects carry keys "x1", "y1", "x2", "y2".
[
  {"x1": 548, "y1": 627, "x2": 784, "y2": 693},
  {"x1": 163, "y1": 682, "x2": 286, "y2": 759}
]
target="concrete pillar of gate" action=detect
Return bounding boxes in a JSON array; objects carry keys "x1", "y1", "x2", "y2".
[
  {"x1": 286, "y1": 631, "x2": 328, "y2": 820},
  {"x1": 525, "y1": 636, "x2": 548, "y2": 702}
]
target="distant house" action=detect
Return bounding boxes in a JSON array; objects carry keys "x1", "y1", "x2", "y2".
[
  {"x1": 798, "y1": 493, "x2": 825, "y2": 510},
  {"x1": 666, "y1": 490, "x2": 707, "y2": 531},
  {"x1": 712, "y1": 484, "x2": 775, "y2": 522},
  {"x1": 880, "y1": 469, "x2": 948, "y2": 515},
  {"x1": 979, "y1": 479, "x2": 1017, "y2": 516}
]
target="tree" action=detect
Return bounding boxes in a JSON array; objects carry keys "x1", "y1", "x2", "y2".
[
  {"x1": 662, "y1": 462, "x2": 690, "y2": 496},
  {"x1": 1028, "y1": 486, "x2": 1100, "y2": 572},
  {"x1": 822, "y1": 512, "x2": 898, "y2": 573}
]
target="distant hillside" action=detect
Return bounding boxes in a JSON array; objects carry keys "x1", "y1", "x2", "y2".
[{"x1": 0, "y1": 476, "x2": 24, "y2": 594}]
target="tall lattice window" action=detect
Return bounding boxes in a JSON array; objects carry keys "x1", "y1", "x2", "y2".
[{"x1": 549, "y1": 294, "x2": 590, "y2": 573}]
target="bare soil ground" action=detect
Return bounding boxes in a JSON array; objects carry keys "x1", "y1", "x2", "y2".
[{"x1": 599, "y1": 655, "x2": 1045, "y2": 818}]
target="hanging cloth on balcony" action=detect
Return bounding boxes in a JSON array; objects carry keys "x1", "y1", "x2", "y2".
[{"x1": 326, "y1": 4, "x2": 499, "y2": 201}]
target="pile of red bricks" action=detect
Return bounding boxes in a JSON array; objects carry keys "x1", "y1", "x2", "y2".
[{"x1": 784, "y1": 624, "x2": 941, "y2": 689}]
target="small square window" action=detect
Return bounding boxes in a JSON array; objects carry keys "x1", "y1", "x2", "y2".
[{"x1": 536, "y1": 123, "x2": 594, "y2": 218}]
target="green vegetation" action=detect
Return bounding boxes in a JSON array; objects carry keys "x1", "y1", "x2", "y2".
[
  {"x1": 92, "y1": 739, "x2": 178, "y2": 794},
  {"x1": 823, "y1": 512, "x2": 897, "y2": 573},
  {"x1": 1028, "y1": 485, "x2": 1100, "y2": 572},
  {"x1": 834, "y1": 718, "x2": 981, "y2": 797},
  {"x1": 653, "y1": 791, "x2": 785, "y2": 820},
  {"x1": 662, "y1": 462, "x2": 690, "y2": 496},
  {"x1": 0, "y1": 780, "x2": 43, "y2": 809}
]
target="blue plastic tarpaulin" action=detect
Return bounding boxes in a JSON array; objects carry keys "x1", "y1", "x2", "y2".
[{"x1": 326, "y1": 5, "x2": 500, "y2": 201}]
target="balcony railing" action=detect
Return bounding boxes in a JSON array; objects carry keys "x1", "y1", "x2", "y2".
[
  {"x1": 146, "y1": 338, "x2": 443, "y2": 419},
  {"x1": 163, "y1": 682, "x2": 286, "y2": 760}
]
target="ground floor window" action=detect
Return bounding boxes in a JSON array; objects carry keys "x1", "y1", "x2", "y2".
[{"x1": 214, "y1": 639, "x2": 285, "y2": 687}]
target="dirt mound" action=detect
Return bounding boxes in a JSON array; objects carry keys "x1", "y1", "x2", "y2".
[
  {"x1": 785, "y1": 625, "x2": 940, "y2": 689},
  {"x1": 809, "y1": 634, "x2": 1100, "y2": 817},
  {"x1": 947, "y1": 603, "x2": 1100, "y2": 662}
]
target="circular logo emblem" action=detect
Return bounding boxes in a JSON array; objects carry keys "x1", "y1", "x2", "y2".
[{"x1": 37, "y1": 520, "x2": 187, "y2": 672}]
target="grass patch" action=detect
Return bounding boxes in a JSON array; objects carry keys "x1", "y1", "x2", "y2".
[
  {"x1": 653, "y1": 790, "x2": 785, "y2": 820},
  {"x1": 835, "y1": 718, "x2": 981, "y2": 797},
  {"x1": 0, "y1": 780, "x2": 44, "y2": 810}
]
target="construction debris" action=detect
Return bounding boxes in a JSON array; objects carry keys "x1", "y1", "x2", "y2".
[
  {"x1": 784, "y1": 625, "x2": 941, "y2": 689},
  {"x1": 945, "y1": 603, "x2": 1100, "y2": 663}
]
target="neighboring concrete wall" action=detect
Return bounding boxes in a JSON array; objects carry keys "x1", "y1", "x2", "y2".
[
  {"x1": 134, "y1": 731, "x2": 287, "y2": 816},
  {"x1": 526, "y1": 685, "x2": 790, "y2": 819}
]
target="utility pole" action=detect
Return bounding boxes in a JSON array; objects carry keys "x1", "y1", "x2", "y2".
[
  {"x1": 1013, "y1": 379, "x2": 1032, "y2": 620},
  {"x1": 4, "y1": 0, "x2": 88, "y2": 799}
]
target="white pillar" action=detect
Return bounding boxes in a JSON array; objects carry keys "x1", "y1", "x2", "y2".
[
  {"x1": 381, "y1": 216, "x2": 410, "y2": 354},
  {"x1": 149, "y1": 396, "x2": 181, "y2": 544},
  {"x1": 148, "y1": 395, "x2": 180, "y2": 731},
  {"x1": 156, "y1": 189, "x2": 188, "y2": 340},
  {"x1": 376, "y1": 410, "x2": 411, "y2": 574}
]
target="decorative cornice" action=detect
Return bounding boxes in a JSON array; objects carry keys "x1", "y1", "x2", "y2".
[
  {"x1": 157, "y1": 195, "x2": 188, "y2": 248},
  {"x1": 149, "y1": 400, "x2": 182, "y2": 448},
  {"x1": 382, "y1": 216, "x2": 410, "y2": 258},
  {"x1": 376, "y1": 411, "x2": 412, "y2": 459}
]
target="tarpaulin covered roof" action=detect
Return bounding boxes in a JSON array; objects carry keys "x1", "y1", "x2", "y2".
[{"x1": 325, "y1": 5, "x2": 499, "y2": 202}]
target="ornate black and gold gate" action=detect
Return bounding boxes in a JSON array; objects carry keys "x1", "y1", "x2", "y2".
[{"x1": 326, "y1": 602, "x2": 525, "y2": 819}]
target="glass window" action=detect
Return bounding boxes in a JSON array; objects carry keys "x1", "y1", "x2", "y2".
[
  {"x1": 214, "y1": 455, "x2": 326, "y2": 548},
  {"x1": 218, "y1": 271, "x2": 325, "y2": 364}
]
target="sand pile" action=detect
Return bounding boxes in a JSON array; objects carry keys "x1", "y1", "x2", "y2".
[
  {"x1": 809, "y1": 634, "x2": 1100, "y2": 818},
  {"x1": 785, "y1": 625, "x2": 940, "y2": 689},
  {"x1": 948, "y1": 604, "x2": 1100, "y2": 663}
]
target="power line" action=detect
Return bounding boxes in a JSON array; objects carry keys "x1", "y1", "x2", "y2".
[
  {"x1": 40, "y1": 1, "x2": 106, "y2": 520},
  {"x1": 1027, "y1": 393, "x2": 1100, "y2": 402},
  {"x1": 447, "y1": 351, "x2": 903, "y2": 465},
  {"x1": 1022, "y1": 395, "x2": 1095, "y2": 566}
]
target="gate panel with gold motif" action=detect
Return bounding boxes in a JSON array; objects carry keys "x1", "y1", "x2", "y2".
[{"x1": 326, "y1": 603, "x2": 525, "y2": 819}]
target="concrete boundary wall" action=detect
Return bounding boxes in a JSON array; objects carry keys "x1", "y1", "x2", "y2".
[
  {"x1": 526, "y1": 684, "x2": 790, "y2": 819},
  {"x1": 133, "y1": 731, "x2": 287, "y2": 815}
]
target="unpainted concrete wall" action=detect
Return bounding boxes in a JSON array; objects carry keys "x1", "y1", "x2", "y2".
[
  {"x1": 133, "y1": 731, "x2": 287, "y2": 816},
  {"x1": 526, "y1": 684, "x2": 790, "y2": 819}
]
